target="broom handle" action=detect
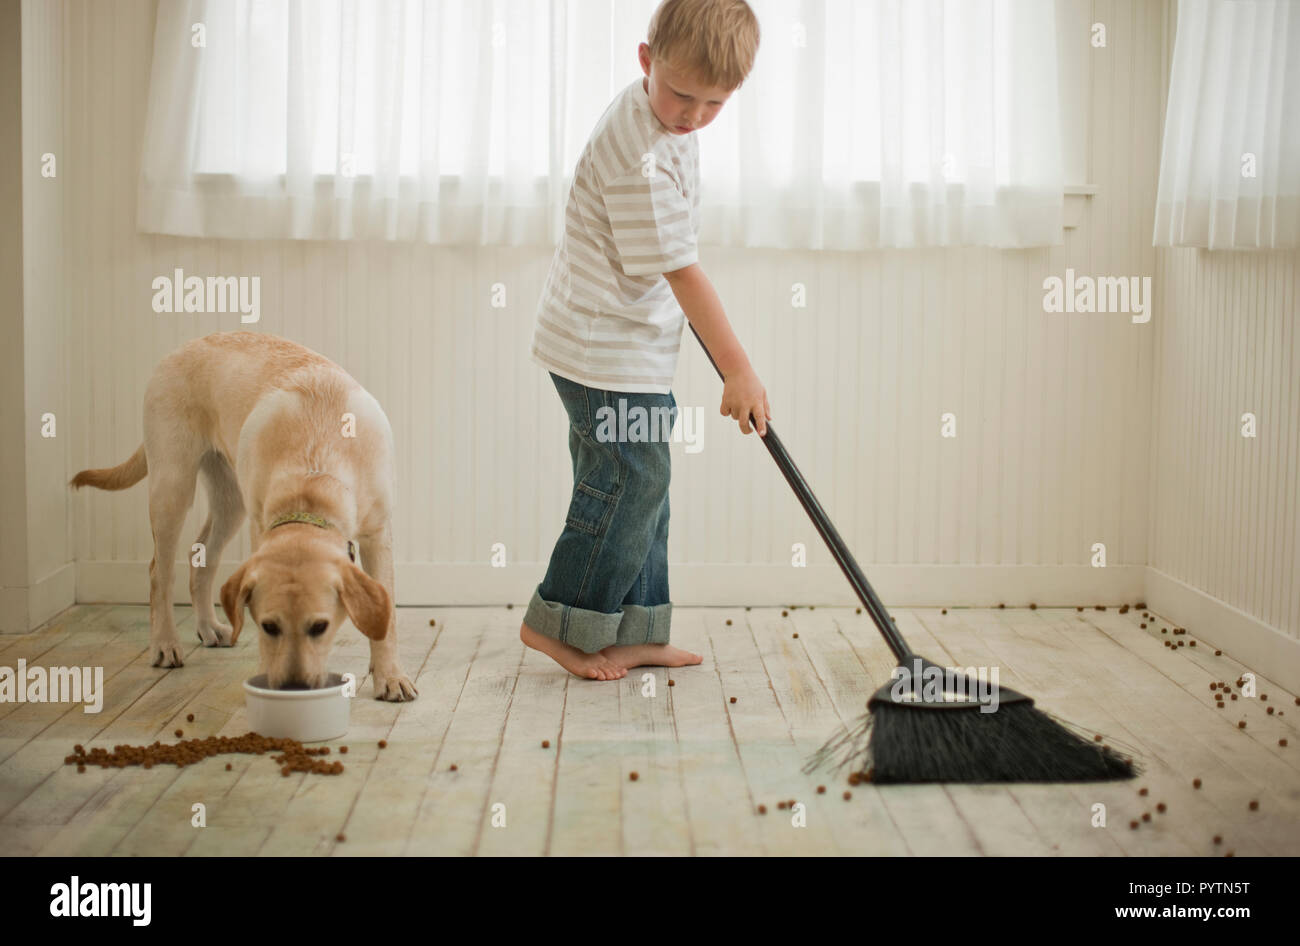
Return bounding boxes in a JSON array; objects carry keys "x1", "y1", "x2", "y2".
[{"x1": 689, "y1": 324, "x2": 914, "y2": 664}]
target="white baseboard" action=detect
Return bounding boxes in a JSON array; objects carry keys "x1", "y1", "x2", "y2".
[
  {"x1": 1144, "y1": 566, "x2": 1300, "y2": 694},
  {"x1": 0, "y1": 561, "x2": 76, "y2": 634},
  {"x1": 76, "y1": 560, "x2": 1143, "y2": 608}
]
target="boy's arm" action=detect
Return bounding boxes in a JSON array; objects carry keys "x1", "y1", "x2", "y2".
[{"x1": 664, "y1": 263, "x2": 771, "y2": 437}]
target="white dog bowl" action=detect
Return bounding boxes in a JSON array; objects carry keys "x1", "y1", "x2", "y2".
[{"x1": 243, "y1": 673, "x2": 350, "y2": 742}]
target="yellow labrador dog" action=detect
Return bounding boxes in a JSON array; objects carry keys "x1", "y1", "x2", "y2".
[{"x1": 70, "y1": 332, "x2": 417, "y2": 701}]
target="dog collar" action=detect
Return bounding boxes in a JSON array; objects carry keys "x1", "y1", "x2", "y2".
[{"x1": 266, "y1": 511, "x2": 357, "y2": 562}]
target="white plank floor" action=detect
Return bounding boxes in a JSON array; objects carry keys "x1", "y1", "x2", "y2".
[{"x1": 2, "y1": 604, "x2": 1297, "y2": 856}]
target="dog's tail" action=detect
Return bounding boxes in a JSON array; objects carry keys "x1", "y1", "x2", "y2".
[{"x1": 70, "y1": 444, "x2": 148, "y2": 491}]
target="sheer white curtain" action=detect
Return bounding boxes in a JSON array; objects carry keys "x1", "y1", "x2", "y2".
[
  {"x1": 1154, "y1": 0, "x2": 1300, "y2": 249},
  {"x1": 138, "y1": 0, "x2": 1064, "y2": 249}
]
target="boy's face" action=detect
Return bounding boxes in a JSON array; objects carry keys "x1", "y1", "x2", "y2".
[{"x1": 638, "y1": 42, "x2": 734, "y2": 135}]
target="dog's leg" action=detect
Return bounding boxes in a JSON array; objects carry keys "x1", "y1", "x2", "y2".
[
  {"x1": 357, "y1": 526, "x2": 418, "y2": 701},
  {"x1": 190, "y1": 451, "x2": 246, "y2": 646},
  {"x1": 146, "y1": 455, "x2": 200, "y2": 669}
]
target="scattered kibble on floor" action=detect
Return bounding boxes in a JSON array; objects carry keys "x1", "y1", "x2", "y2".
[
  {"x1": 1214, "y1": 650, "x2": 1222, "y2": 655},
  {"x1": 855, "y1": 607, "x2": 862, "y2": 614},
  {"x1": 668, "y1": 679, "x2": 675, "y2": 686},
  {"x1": 1157, "y1": 803, "x2": 1167, "y2": 813},
  {"x1": 174, "y1": 729, "x2": 183, "y2": 738},
  {"x1": 941, "y1": 608, "x2": 947, "y2": 615},
  {"x1": 1138, "y1": 787, "x2": 1148, "y2": 796},
  {"x1": 730, "y1": 697, "x2": 737, "y2": 704},
  {"x1": 757, "y1": 805, "x2": 767, "y2": 815},
  {"x1": 1142, "y1": 812, "x2": 1151, "y2": 822},
  {"x1": 186, "y1": 713, "x2": 194, "y2": 722},
  {"x1": 843, "y1": 791, "x2": 852, "y2": 800},
  {"x1": 450, "y1": 764, "x2": 458, "y2": 771},
  {"x1": 1193, "y1": 778, "x2": 1201, "y2": 789},
  {"x1": 629, "y1": 771, "x2": 638, "y2": 781},
  {"x1": 725, "y1": 619, "x2": 732, "y2": 626},
  {"x1": 429, "y1": 618, "x2": 436, "y2": 625},
  {"x1": 1129, "y1": 820, "x2": 1139, "y2": 830},
  {"x1": 793, "y1": 632, "x2": 798, "y2": 638},
  {"x1": 378, "y1": 740, "x2": 387, "y2": 748},
  {"x1": 1213, "y1": 835, "x2": 1222, "y2": 844},
  {"x1": 225, "y1": 763, "x2": 232, "y2": 771},
  {"x1": 340, "y1": 746, "x2": 348, "y2": 754},
  {"x1": 1249, "y1": 800, "x2": 1259, "y2": 811},
  {"x1": 542, "y1": 740, "x2": 550, "y2": 749},
  {"x1": 1238, "y1": 721, "x2": 1246, "y2": 729},
  {"x1": 336, "y1": 832, "x2": 346, "y2": 842},
  {"x1": 817, "y1": 785, "x2": 825, "y2": 794},
  {"x1": 1280, "y1": 738, "x2": 1288, "y2": 747},
  {"x1": 782, "y1": 610, "x2": 788, "y2": 617}
]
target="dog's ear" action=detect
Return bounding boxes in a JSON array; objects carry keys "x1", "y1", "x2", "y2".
[
  {"x1": 221, "y1": 561, "x2": 256, "y2": 644},
  {"x1": 339, "y1": 562, "x2": 391, "y2": 641}
]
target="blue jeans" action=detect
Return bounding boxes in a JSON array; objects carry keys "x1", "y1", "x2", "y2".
[{"x1": 524, "y1": 372, "x2": 676, "y2": 653}]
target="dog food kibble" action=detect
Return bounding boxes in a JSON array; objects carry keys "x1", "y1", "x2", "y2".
[
  {"x1": 1140, "y1": 623, "x2": 1147, "y2": 629},
  {"x1": 450, "y1": 764, "x2": 458, "y2": 771},
  {"x1": 1217, "y1": 702, "x2": 1225, "y2": 708},
  {"x1": 855, "y1": 607, "x2": 862, "y2": 614},
  {"x1": 1295, "y1": 697, "x2": 1300, "y2": 706},
  {"x1": 507, "y1": 603, "x2": 513, "y2": 609},
  {"x1": 847, "y1": 772, "x2": 861, "y2": 786},
  {"x1": 281, "y1": 767, "x2": 291, "y2": 777},
  {"x1": 1213, "y1": 835, "x2": 1222, "y2": 845},
  {"x1": 429, "y1": 618, "x2": 436, "y2": 626},
  {"x1": 1190, "y1": 641, "x2": 1196, "y2": 646},
  {"x1": 340, "y1": 746, "x2": 347, "y2": 754},
  {"x1": 1076, "y1": 606, "x2": 1083, "y2": 612},
  {"x1": 817, "y1": 785, "x2": 826, "y2": 794},
  {"x1": 668, "y1": 679, "x2": 675, "y2": 686},
  {"x1": 1129, "y1": 820, "x2": 1139, "y2": 830},
  {"x1": 1139, "y1": 787, "x2": 1148, "y2": 796},
  {"x1": 64, "y1": 733, "x2": 350, "y2": 777},
  {"x1": 629, "y1": 772, "x2": 638, "y2": 781},
  {"x1": 1215, "y1": 650, "x2": 1221, "y2": 655},
  {"x1": 843, "y1": 791, "x2": 852, "y2": 800},
  {"x1": 174, "y1": 729, "x2": 183, "y2": 738},
  {"x1": 1280, "y1": 738, "x2": 1288, "y2": 747},
  {"x1": 725, "y1": 619, "x2": 732, "y2": 626},
  {"x1": 1193, "y1": 778, "x2": 1201, "y2": 789},
  {"x1": 1135, "y1": 601, "x2": 1146, "y2": 609},
  {"x1": 1142, "y1": 812, "x2": 1151, "y2": 822},
  {"x1": 730, "y1": 697, "x2": 737, "y2": 704},
  {"x1": 1029, "y1": 603, "x2": 1037, "y2": 610},
  {"x1": 336, "y1": 833, "x2": 346, "y2": 842},
  {"x1": 782, "y1": 610, "x2": 788, "y2": 617},
  {"x1": 1119, "y1": 604, "x2": 1129, "y2": 614},
  {"x1": 1249, "y1": 800, "x2": 1259, "y2": 811},
  {"x1": 1268, "y1": 707, "x2": 1275, "y2": 715},
  {"x1": 1161, "y1": 628, "x2": 1167, "y2": 634},
  {"x1": 1157, "y1": 803, "x2": 1167, "y2": 813},
  {"x1": 941, "y1": 609, "x2": 947, "y2": 615},
  {"x1": 777, "y1": 801, "x2": 787, "y2": 810},
  {"x1": 542, "y1": 740, "x2": 550, "y2": 749},
  {"x1": 998, "y1": 603, "x2": 1005, "y2": 609},
  {"x1": 186, "y1": 713, "x2": 194, "y2": 722},
  {"x1": 757, "y1": 805, "x2": 767, "y2": 814},
  {"x1": 226, "y1": 763, "x2": 232, "y2": 771},
  {"x1": 1238, "y1": 721, "x2": 1246, "y2": 729},
  {"x1": 77, "y1": 764, "x2": 85, "y2": 773},
  {"x1": 1224, "y1": 851, "x2": 1234, "y2": 858},
  {"x1": 1094, "y1": 734, "x2": 1103, "y2": 742},
  {"x1": 1231, "y1": 694, "x2": 1238, "y2": 701},
  {"x1": 378, "y1": 740, "x2": 387, "y2": 748}
]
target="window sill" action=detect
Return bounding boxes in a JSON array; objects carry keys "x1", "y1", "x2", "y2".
[{"x1": 1064, "y1": 184, "x2": 1097, "y2": 229}]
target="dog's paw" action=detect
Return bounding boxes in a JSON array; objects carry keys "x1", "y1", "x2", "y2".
[
  {"x1": 149, "y1": 638, "x2": 186, "y2": 668},
  {"x1": 372, "y1": 666, "x2": 418, "y2": 702},
  {"x1": 196, "y1": 618, "x2": 234, "y2": 647}
]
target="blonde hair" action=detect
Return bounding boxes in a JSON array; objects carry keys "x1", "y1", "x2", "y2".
[{"x1": 646, "y1": 0, "x2": 760, "y2": 91}]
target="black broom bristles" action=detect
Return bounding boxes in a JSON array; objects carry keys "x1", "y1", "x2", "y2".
[{"x1": 805, "y1": 700, "x2": 1139, "y2": 784}]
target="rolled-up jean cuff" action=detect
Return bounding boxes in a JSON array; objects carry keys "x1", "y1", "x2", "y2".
[{"x1": 524, "y1": 588, "x2": 672, "y2": 654}]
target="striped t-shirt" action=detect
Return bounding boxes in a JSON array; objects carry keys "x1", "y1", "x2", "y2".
[{"x1": 531, "y1": 76, "x2": 701, "y2": 394}]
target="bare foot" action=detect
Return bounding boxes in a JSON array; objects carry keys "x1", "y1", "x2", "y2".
[
  {"x1": 600, "y1": 643, "x2": 703, "y2": 671},
  {"x1": 520, "y1": 623, "x2": 628, "y2": 680}
]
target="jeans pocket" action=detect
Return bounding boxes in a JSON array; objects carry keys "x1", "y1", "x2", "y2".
[{"x1": 565, "y1": 480, "x2": 617, "y2": 535}]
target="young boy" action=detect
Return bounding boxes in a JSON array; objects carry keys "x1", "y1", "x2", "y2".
[{"x1": 522, "y1": 0, "x2": 768, "y2": 681}]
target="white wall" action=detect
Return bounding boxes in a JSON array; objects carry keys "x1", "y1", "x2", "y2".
[
  {"x1": 2, "y1": 0, "x2": 75, "y2": 633},
  {"x1": 11, "y1": 2, "x2": 1295, "y2": 652}
]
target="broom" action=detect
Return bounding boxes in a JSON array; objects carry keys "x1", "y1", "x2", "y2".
[{"x1": 690, "y1": 325, "x2": 1137, "y2": 784}]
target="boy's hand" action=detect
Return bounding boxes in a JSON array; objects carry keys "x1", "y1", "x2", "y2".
[{"x1": 721, "y1": 368, "x2": 771, "y2": 436}]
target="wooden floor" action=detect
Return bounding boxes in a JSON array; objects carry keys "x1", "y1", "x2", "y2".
[{"x1": 1, "y1": 603, "x2": 1297, "y2": 856}]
